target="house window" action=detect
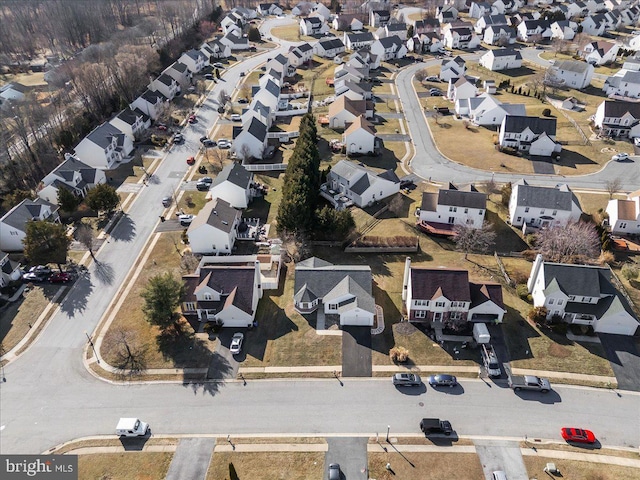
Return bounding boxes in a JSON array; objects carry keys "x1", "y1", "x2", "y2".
[
  {"x1": 449, "y1": 206, "x2": 457, "y2": 212},
  {"x1": 568, "y1": 295, "x2": 575, "y2": 301},
  {"x1": 620, "y1": 222, "x2": 627, "y2": 229},
  {"x1": 464, "y1": 208, "x2": 468, "y2": 214},
  {"x1": 552, "y1": 210, "x2": 557, "y2": 215},
  {"x1": 557, "y1": 299, "x2": 563, "y2": 306},
  {"x1": 450, "y1": 311, "x2": 462, "y2": 320},
  {"x1": 435, "y1": 301, "x2": 445, "y2": 307},
  {"x1": 548, "y1": 298, "x2": 555, "y2": 305},
  {"x1": 479, "y1": 210, "x2": 483, "y2": 215},
  {"x1": 415, "y1": 310, "x2": 426, "y2": 319},
  {"x1": 328, "y1": 304, "x2": 337, "y2": 310},
  {"x1": 204, "y1": 293, "x2": 212, "y2": 300},
  {"x1": 540, "y1": 209, "x2": 545, "y2": 215},
  {"x1": 524, "y1": 207, "x2": 529, "y2": 213}
]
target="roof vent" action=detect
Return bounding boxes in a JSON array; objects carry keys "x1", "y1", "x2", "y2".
[{"x1": 213, "y1": 210, "x2": 217, "y2": 215}]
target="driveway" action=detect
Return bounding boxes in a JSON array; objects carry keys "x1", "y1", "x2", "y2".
[
  {"x1": 487, "y1": 324, "x2": 510, "y2": 382},
  {"x1": 598, "y1": 334, "x2": 640, "y2": 391},
  {"x1": 165, "y1": 438, "x2": 216, "y2": 480},
  {"x1": 475, "y1": 439, "x2": 528, "y2": 480},
  {"x1": 325, "y1": 437, "x2": 368, "y2": 480},
  {"x1": 342, "y1": 326, "x2": 372, "y2": 377}
]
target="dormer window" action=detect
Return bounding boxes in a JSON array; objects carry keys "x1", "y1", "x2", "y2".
[{"x1": 203, "y1": 293, "x2": 212, "y2": 300}]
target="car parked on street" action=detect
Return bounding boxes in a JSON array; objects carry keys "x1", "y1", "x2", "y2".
[
  {"x1": 172, "y1": 133, "x2": 184, "y2": 144},
  {"x1": 188, "y1": 114, "x2": 197, "y2": 124},
  {"x1": 162, "y1": 196, "x2": 172, "y2": 207},
  {"x1": 428, "y1": 374, "x2": 457, "y2": 387},
  {"x1": 230, "y1": 332, "x2": 244, "y2": 355},
  {"x1": 29, "y1": 265, "x2": 52, "y2": 275},
  {"x1": 392, "y1": 373, "x2": 421, "y2": 386},
  {"x1": 202, "y1": 139, "x2": 216, "y2": 147},
  {"x1": 561, "y1": 427, "x2": 596, "y2": 444},
  {"x1": 22, "y1": 272, "x2": 46, "y2": 282},
  {"x1": 186, "y1": 156, "x2": 196, "y2": 165},
  {"x1": 612, "y1": 152, "x2": 630, "y2": 162}
]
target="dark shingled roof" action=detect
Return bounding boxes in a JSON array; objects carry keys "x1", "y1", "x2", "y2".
[
  {"x1": 542, "y1": 262, "x2": 611, "y2": 298},
  {"x1": 185, "y1": 266, "x2": 256, "y2": 315},
  {"x1": 85, "y1": 122, "x2": 126, "y2": 149},
  {"x1": 489, "y1": 48, "x2": 521, "y2": 59},
  {"x1": 115, "y1": 108, "x2": 142, "y2": 126},
  {"x1": 502, "y1": 115, "x2": 557, "y2": 136},
  {"x1": 437, "y1": 186, "x2": 486, "y2": 209},
  {"x1": 513, "y1": 181, "x2": 576, "y2": 211},
  {"x1": 188, "y1": 197, "x2": 240, "y2": 234},
  {"x1": 318, "y1": 37, "x2": 345, "y2": 50},
  {"x1": 0, "y1": 199, "x2": 57, "y2": 231},
  {"x1": 601, "y1": 100, "x2": 640, "y2": 118},
  {"x1": 470, "y1": 282, "x2": 504, "y2": 310},
  {"x1": 247, "y1": 116, "x2": 267, "y2": 141},
  {"x1": 210, "y1": 162, "x2": 252, "y2": 189},
  {"x1": 410, "y1": 268, "x2": 471, "y2": 302},
  {"x1": 347, "y1": 31, "x2": 374, "y2": 43}
]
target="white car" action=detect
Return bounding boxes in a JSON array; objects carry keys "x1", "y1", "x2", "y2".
[
  {"x1": 230, "y1": 114, "x2": 241, "y2": 122},
  {"x1": 178, "y1": 214, "x2": 194, "y2": 226},
  {"x1": 217, "y1": 139, "x2": 232, "y2": 149},
  {"x1": 612, "y1": 152, "x2": 630, "y2": 162},
  {"x1": 229, "y1": 333, "x2": 244, "y2": 355}
]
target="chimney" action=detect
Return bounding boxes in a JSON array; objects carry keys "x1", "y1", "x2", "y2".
[{"x1": 402, "y1": 256, "x2": 411, "y2": 301}]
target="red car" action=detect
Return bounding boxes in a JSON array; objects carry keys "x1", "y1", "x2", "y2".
[
  {"x1": 156, "y1": 124, "x2": 168, "y2": 131},
  {"x1": 49, "y1": 272, "x2": 73, "y2": 283},
  {"x1": 561, "y1": 428, "x2": 596, "y2": 444},
  {"x1": 186, "y1": 156, "x2": 195, "y2": 165},
  {"x1": 188, "y1": 114, "x2": 197, "y2": 123}
]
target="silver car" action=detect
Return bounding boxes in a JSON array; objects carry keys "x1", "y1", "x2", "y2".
[
  {"x1": 392, "y1": 373, "x2": 421, "y2": 386},
  {"x1": 328, "y1": 463, "x2": 340, "y2": 480}
]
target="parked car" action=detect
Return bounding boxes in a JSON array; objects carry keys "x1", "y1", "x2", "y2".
[
  {"x1": 230, "y1": 114, "x2": 241, "y2": 122},
  {"x1": 612, "y1": 152, "x2": 630, "y2": 162},
  {"x1": 162, "y1": 196, "x2": 172, "y2": 207},
  {"x1": 561, "y1": 428, "x2": 596, "y2": 444},
  {"x1": 217, "y1": 139, "x2": 232, "y2": 149},
  {"x1": 186, "y1": 156, "x2": 196, "y2": 165},
  {"x1": 172, "y1": 133, "x2": 184, "y2": 144},
  {"x1": 196, "y1": 180, "x2": 210, "y2": 191},
  {"x1": 420, "y1": 418, "x2": 452, "y2": 435},
  {"x1": 29, "y1": 265, "x2": 52, "y2": 275},
  {"x1": 202, "y1": 139, "x2": 216, "y2": 148},
  {"x1": 200, "y1": 176, "x2": 213, "y2": 185},
  {"x1": 49, "y1": 272, "x2": 73, "y2": 283},
  {"x1": 156, "y1": 124, "x2": 168, "y2": 131},
  {"x1": 178, "y1": 214, "x2": 194, "y2": 226},
  {"x1": 428, "y1": 374, "x2": 457, "y2": 387},
  {"x1": 429, "y1": 89, "x2": 442, "y2": 96},
  {"x1": 213, "y1": 62, "x2": 224, "y2": 68},
  {"x1": 392, "y1": 373, "x2": 421, "y2": 386},
  {"x1": 238, "y1": 98, "x2": 249, "y2": 104},
  {"x1": 249, "y1": 46, "x2": 257, "y2": 52},
  {"x1": 229, "y1": 332, "x2": 244, "y2": 355},
  {"x1": 204, "y1": 73, "x2": 213, "y2": 80},
  {"x1": 239, "y1": 71, "x2": 245, "y2": 77},
  {"x1": 23, "y1": 272, "x2": 46, "y2": 282},
  {"x1": 328, "y1": 463, "x2": 340, "y2": 480},
  {"x1": 188, "y1": 114, "x2": 197, "y2": 124},
  {"x1": 425, "y1": 76, "x2": 440, "y2": 82}
]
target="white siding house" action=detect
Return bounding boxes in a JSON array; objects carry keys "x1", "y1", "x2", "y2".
[
  {"x1": 187, "y1": 198, "x2": 241, "y2": 255},
  {"x1": 417, "y1": 184, "x2": 487, "y2": 229},
  {"x1": 548, "y1": 60, "x2": 594, "y2": 89},
  {"x1": 0, "y1": 199, "x2": 60, "y2": 252},
  {"x1": 74, "y1": 122, "x2": 134, "y2": 170},
  {"x1": 479, "y1": 48, "x2": 522, "y2": 71},
  {"x1": 508, "y1": 179, "x2": 582, "y2": 229},
  {"x1": 206, "y1": 162, "x2": 254, "y2": 209}
]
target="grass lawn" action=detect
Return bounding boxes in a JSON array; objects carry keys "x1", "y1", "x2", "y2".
[
  {"x1": 372, "y1": 81, "x2": 393, "y2": 95},
  {"x1": 109, "y1": 153, "x2": 159, "y2": 185},
  {"x1": 178, "y1": 190, "x2": 209, "y2": 216},
  {"x1": 245, "y1": 171, "x2": 284, "y2": 229},
  {"x1": 369, "y1": 452, "x2": 484, "y2": 480},
  {"x1": 293, "y1": 57, "x2": 336, "y2": 98},
  {"x1": 0, "y1": 284, "x2": 63, "y2": 353},
  {"x1": 1, "y1": 71, "x2": 48, "y2": 86},
  {"x1": 78, "y1": 452, "x2": 173, "y2": 480},
  {"x1": 206, "y1": 452, "x2": 324, "y2": 480},
  {"x1": 100, "y1": 232, "x2": 217, "y2": 370},
  {"x1": 241, "y1": 267, "x2": 342, "y2": 367},
  {"x1": 375, "y1": 118, "x2": 402, "y2": 134},
  {"x1": 270, "y1": 24, "x2": 315, "y2": 42},
  {"x1": 523, "y1": 455, "x2": 640, "y2": 480}
]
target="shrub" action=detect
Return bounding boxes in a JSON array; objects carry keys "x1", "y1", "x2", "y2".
[
  {"x1": 542, "y1": 108, "x2": 551, "y2": 117},
  {"x1": 528, "y1": 306, "x2": 548, "y2": 324},
  {"x1": 551, "y1": 322, "x2": 568, "y2": 334},
  {"x1": 621, "y1": 263, "x2": 639, "y2": 280},
  {"x1": 521, "y1": 250, "x2": 538, "y2": 262},
  {"x1": 516, "y1": 284, "x2": 530, "y2": 300},
  {"x1": 389, "y1": 346, "x2": 409, "y2": 363},
  {"x1": 598, "y1": 251, "x2": 615, "y2": 265}
]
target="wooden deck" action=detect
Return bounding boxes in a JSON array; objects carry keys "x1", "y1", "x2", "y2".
[{"x1": 416, "y1": 221, "x2": 458, "y2": 237}]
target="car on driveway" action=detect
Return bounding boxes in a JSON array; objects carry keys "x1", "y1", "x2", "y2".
[
  {"x1": 49, "y1": 272, "x2": 73, "y2": 283},
  {"x1": 162, "y1": 196, "x2": 172, "y2": 207},
  {"x1": 428, "y1": 374, "x2": 457, "y2": 387},
  {"x1": 425, "y1": 76, "x2": 440, "y2": 82},
  {"x1": 156, "y1": 124, "x2": 168, "y2": 131},
  {"x1": 213, "y1": 62, "x2": 224, "y2": 68},
  {"x1": 328, "y1": 463, "x2": 340, "y2": 480},
  {"x1": 217, "y1": 139, "x2": 232, "y2": 149},
  {"x1": 23, "y1": 272, "x2": 46, "y2": 282},
  {"x1": 612, "y1": 152, "x2": 630, "y2": 162},
  {"x1": 230, "y1": 114, "x2": 241, "y2": 122},
  {"x1": 30, "y1": 265, "x2": 52, "y2": 275},
  {"x1": 178, "y1": 214, "x2": 194, "y2": 226},
  {"x1": 429, "y1": 89, "x2": 442, "y2": 96},
  {"x1": 203, "y1": 139, "x2": 216, "y2": 147},
  {"x1": 392, "y1": 373, "x2": 421, "y2": 386},
  {"x1": 561, "y1": 427, "x2": 596, "y2": 444},
  {"x1": 196, "y1": 178, "x2": 212, "y2": 191},
  {"x1": 238, "y1": 98, "x2": 248, "y2": 104},
  {"x1": 229, "y1": 332, "x2": 244, "y2": 355},
  {"x1": 204, "y1": 73, "x2": 213, "y2": 79}
]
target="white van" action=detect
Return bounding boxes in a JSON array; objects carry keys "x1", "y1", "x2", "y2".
[{"x1": 116, "y1": 418, "x2": 149, "y2": 437}]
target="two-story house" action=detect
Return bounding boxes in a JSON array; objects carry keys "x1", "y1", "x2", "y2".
[
  {"x1": 527, "y1": 254, "x2": 639, "y2": 335},
  {"x1": 233, "y1": 116, "x2": 269, "y2": 161},
  {"x1": 603, "y1": 70, "x2": 640, "y2": 99},
  {"x1": 293, "y1": 257, "x2": 375, "y2": 327},
  {"x1": 369, "y1": 9, "x2": 391, "y2": 28},
  {"x1": 508, "y1": 179, "x2": 582, "y2": 229},
  {"x1": 74, "y1": 122, "x2": 134, "y2": 170},
  {"x1": 187, "y1": 198, "x2": 241, "y2": 255},
  {"x1": 370, "y1": 35, "x2": 407, "y2": 61},
  {"x1": 287, "y1": 42, "x2": 314, "y2": 67},
  {"x1": 179, "y1": 49, "x2": 207, "y2": 73},
  {"x1": 344, "y1": 31, "x2": 375, "y2": 51},
  {"x1": 550, "y1": 20, "x2": 578, "y2": 40},
  {"x1": 474, "y1": 14, "x2": 508, "y2": 34},
  {"x1": 440, "y1": 56, "x2": 466, "y2": 81},
  {"x1": 483, "y1": 25, "x2": 515, "y2": 45},
  {"x1": 129, "y1": 89, "x2": 167, "y2": 120},
  {"x1": 548, "y1": 60, "x2": 594, "y2": 89},
  {"x1": 516, "y1": 19, "x2": 551, "y2": 43},
  {"x1": 498, "y1": 115, "x2": 561, "y2": 157},
  {"x1": 593, "y1": 99, "x2": 640, "y2": 138},
  {"x1": 109, "y1": 108, "x2": 150, "y2": 141},
  {"x1": 582, "y1": 40, "x2": 619, "y2": 66},
  {"x1": 150, "y1": 73, "x2": 179, "y2": 101},
  {"x1": 455, "y1": 93, "x2": 525, "y2": 126},
  {"x1": 606, "y1": 190, "x2": 640, "y2": 235},
  {"x1": 300, "y1": 16, "x2": 329, "y2": 36},
  {"x1": 0, "y1": 199, "x2": 60, "y2": 252},
  {"x1": 37, "y1": 153, "x2": 106, "y2": 205},
  {"x1": 164, "y1": 62, "x2": 192, "y2": 89},
  {"x1": 313, "y1": 37, "x2": 346, "y2": 58},
  {"x1": 206, "y1": 162, "x2": 255, "y2": 209},
  {"x1": 443, "y1": 26, "x2": 481, "y2": 49},
  {"x1": 343, "y1": 115, "x2": 379, "y2": 155},
  {"x1": 479, "y1": 48, "x2": 522, "y2": 71},
  {"x1": 417, "y1": 184, "x2": 487, "y2": 232},
  {"x1": 402, "y1": 258, "x2": 506, "y2": 326},
  {"x1": 327, "y1": 96, "x2": 373, "y2": 129}
]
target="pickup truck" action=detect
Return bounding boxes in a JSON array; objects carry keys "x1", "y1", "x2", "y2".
[
  {"x1": 420, "y1": 418, "x2": 452, "y2": 436},
  {"x1": 509, "y1": 375, "x2": 551, "y2": 393}
]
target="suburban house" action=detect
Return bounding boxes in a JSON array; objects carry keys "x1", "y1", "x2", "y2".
[
  {"x1": 164, "y1": 62, "x2": 192, "y2": 88},
  {"x1": 622, "y1": 56, "x2": 640, "y2": 72},
  {"x1": 320, "y1": 160, "x2": 399, "y2": 209},
  {"x1": 606, "y1": 190, "x2": 640, "y2": 235},
  {"x1": 310, "y1": 2, "x2": 331, "y2": 20},
  {"x1": 335, "y1": 80, "x2": 373, "y2": 101},
  {"x1": 474, "y1": 14, "x2": 508, "y2": 34},
  {"x1": 300, "y1": 16, "x2": 329, "y2": 36},
  {"x1": 384, "y1": 22, "x2": 408, "y2": 41},
  {"x1": 201, "y1": 39, "x2": 231, "y2": 60},
  {"x1": 327, "y1": 96, "x2": 373, "y2": 129},
  {"x1": 313, "y1": 37, "x2": 346, "y2": 58},
  {"x1": 498, "y1": 115, "x2": 561, "y2": 157},
  {"x1": 455, "y1": 93, "x2": 526, "y2": 126},
  {"x1": 527, "y1": 254, "x2": 639, "y2": 335},
  {"x1": 417, "y1": 183, "x2": 487, "y2": 230},
  {"x1": 332, "y1": 14, "x2": 364, "y2": 31},
  {"x1": 629, "y1": 33, "x2": 640, "y2": 52},
  {"x1": 347, "y1": 49, "x2": 381, "y2": 70},
  {"x1": 370, "y1": 36, "x2": 408, "y2": 61},
  {"x1": 149, "y1": 73, "x2": 179, "y2": 101},
  {"x1": 129, "y1": 89, "x2": 167, "y2": 120},
  {"x1": 447, "y1": 77, "x2": 478, "y2": 103},
  {"x1": 440, "y1": 56, "x2": 466, "y2": 81},
  {"x1": 257, "y1": 3, "x2": 283, "y2": 16},
  {"x1": 469, "y1": 1, "x2": 493, "y2": 18},
  {"x1": 343, "y1": 115, "x2": 379, "y2": 155},
  {"x1": 0, "y1": 199, "x2": 60, "y2": 252},
  {"x1": 483, "y1": 25, "x2": 515, "y2": 45},
  {"x1": 108, "y1": 108, "x2": 150, "y2": 141},
  {"x1": 369, "y1": 9, "x2": 391, "y2": 27},
  {"x1": 187, "y1": 198, "x2": 241, "y2": 255},
  {"x1": 407, "y1": 33, "x2": 443, "y2": 53},
  {"x1": 437, "y1": 5, "x2": 459, "y2": 24},
  {"x1": 580, "y1": 14, "x2": 607, "y2": 36},
  {"x1": 0, "y1": 253, "x2": 21, "y2": 288},
  {"x1": 233, "y1": 116, "x2": 269, "y2": 161},
  {"x1": 220, "y1": 12, "x2": 244, "y2": 35},
  {"x1": 548, "y1": 60, "x2": 594, "y2": 90},
  {"x1": 206, "y1": 162, "x2": 254, "y2": 209},
  {"x1": 344, "y1": 31, "x2": 375, "y2": 51},
  {"x1": 74, "y1": 122, "x2": 134, "y2": 170},
  {"x1": 413, "y1": 18, "x2": 440, "y2": 35},
  {"x1": 293, "y1": 257, "x2": 375, "y2": 327},
  {"x1": 0, "y1": 82, "x2": 27, "y2": 107},
  {"x1": 402, "y1": 258, "x2": 506, "y2": 325},
  {"x1": 37, "y1": 153, "x2": 106, "y2": 205},
  {"x1": 582, "y1": 40, "x2": 619, "y2": 66},
  {"x1": 443, "y1": 26, "x2": 480, "y2": 49},
  {"x1": 516, "y1": 19, "x2": 551, "y2": 43},
  {"x1": 508, "y1": 179, "x2": 582, "y2": 229},
  {"x1": 593, "y1": 100, "x2": 640, "y2": 138},
  {"x1": 603, "y1": 70, "x2": 640, "y2": 99},
  {"x1": 220, "y1": 32, "x2": 250, "y2": 51},
  {"x1": 179, "y1": 49, "x2": 207, "y2": 73},
  {"x1": 287, "y1": 42, "x2": 314, "y2": 67},
  {"x1": 479, "y1": 48, "x2": 522, "y2": 71},
  {"x1": 550, "y1": 20, "x2": 577, "y2": 40}
]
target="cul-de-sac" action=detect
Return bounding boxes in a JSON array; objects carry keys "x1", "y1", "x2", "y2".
[{"x1": 1, "y1": 1, "x2": 640, "y2": 479}]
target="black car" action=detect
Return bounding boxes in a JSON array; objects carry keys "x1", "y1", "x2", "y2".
[
  {"x1": 238, "y1": 98, "x2": 249, "y2": 104},
  {"x1": 196, "y1": 181, "x2": 210, "y2": 191},
  {"x1": 420, "y1": 418, "x2": 452, "y2": 435},
  {"x1": 202, "y1": 139, "x2": 216, "y2": 147}
]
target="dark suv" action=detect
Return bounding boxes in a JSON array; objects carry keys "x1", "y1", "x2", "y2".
[{"x1": 420, "y1": 418, "x2": 452, "y2": 436}]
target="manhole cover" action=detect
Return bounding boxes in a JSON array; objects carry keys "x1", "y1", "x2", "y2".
[{"x1": 418, "y1": 402, "x2": 424, "y2": 407}]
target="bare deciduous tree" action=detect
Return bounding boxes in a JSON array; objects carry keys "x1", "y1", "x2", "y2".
[
  {"x1": 534, "y1": 221, "x2": 600, "y2": 263},
  {"x1": 180, "y1": 252, "x2": 201, "y2": 273},
  {"x1": 605, "y1": 178, "x2": 622, "y2": 199},
  {"x1": 414, "y1": 68, "x2": 428, "y2": 83},
  {"x1": 108, "y1": 328, "x2": 148, "y2": 378},
  {"x1": 218, "y1": 89, "x2": 231, "y2": 108},
  {"x1": 453, "y1": 222, "x2": 497, "y2": 259},
  {"x1": 76, "y1": 222, "x2": 97, "y2": 258},
  {"x1": 280, "y1": 231, "x2": 310, "y2": 263}
]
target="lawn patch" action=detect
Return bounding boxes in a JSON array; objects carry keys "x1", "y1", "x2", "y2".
[
  {"x1": 369, "y1": 452, "x2": 484, "y2": 480},
  {"x1": 78, "y1": 452, "x2": 173, "y2": 480},
  {"x1": 523, "y1": 455, "x2": 640, "y2": 480},
  {"x1": 207, "y1": 452, "x2": 324, "y2": 480}
]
